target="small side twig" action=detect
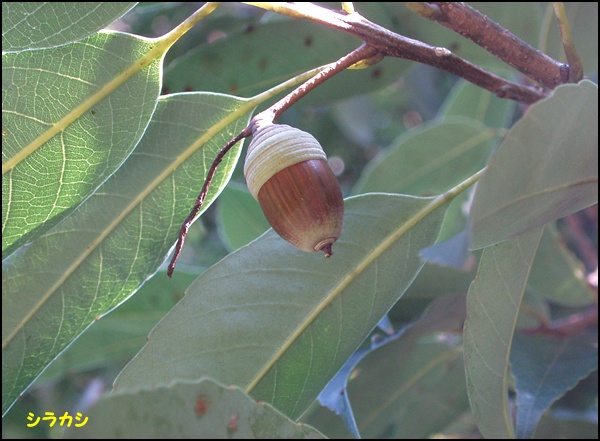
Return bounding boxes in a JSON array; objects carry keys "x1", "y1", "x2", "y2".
[
  {"x1": 521, "y1": 306, "x2": 598, "y2": 338},
  {"x1": 552, "y1": 2, "x2": 584, "y2": 82},
  {"x1": 403, "y1": 2, "x2": 442, "y2": 19},
  {"x1": 167, "y1": 130, "x2": 250, "y2": 277}
]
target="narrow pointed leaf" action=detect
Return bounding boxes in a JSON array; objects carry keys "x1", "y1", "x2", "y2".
[
  {"x1": 463, "y1": 227, "x2": 544, "y2": 439},
  {"x1": 2, "y1": 3, "x2": 137, "y2": 51},
  {"x1": 2, "y1": 31, "x2": 162, "y2": 257},
  {"x1": 2, "y1": 93, "x2": 252, "y2": 415},
  {"x1": 471, "y1": 80, "x2": 598, "y2": 249},
  {"x1": 115, "y1": 193, "x2": 448, "y2": 419},
  {"x1": 67, "y1": 378, "x2": 325, "y2": 439}
]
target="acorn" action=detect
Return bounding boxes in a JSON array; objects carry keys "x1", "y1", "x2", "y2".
[{"x1": 244, "y1": 123, "x2": 344, "y2": 256}]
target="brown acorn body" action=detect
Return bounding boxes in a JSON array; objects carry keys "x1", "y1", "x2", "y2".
[{"x1": 244, "y1": 124, "x2": 344, "y2": 256}]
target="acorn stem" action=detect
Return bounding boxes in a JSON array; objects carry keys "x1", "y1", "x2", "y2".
[
  {"x1": 167, "y1": 129, "x2": 250, "y2": 277},
  {"x1": 251, "y1": 43, "x2": 379, "y2": 128}
]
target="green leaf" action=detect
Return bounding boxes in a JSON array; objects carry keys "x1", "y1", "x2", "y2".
[
  {"x1": 471, "y1": 80, "x2": 598, "y2": 249},
  {"x1": 216, "y1": 182, "x2": 269, "y2": 251},
  {"x1": 352, "y1": 117, "x2": 496, "y2": 196},
  {"x1": 440, "y1": 79, "x2": 515, "y2": 128},
  {"x1": 2, "y1": 31, "x2": 162, "y2": 257},
  {"x1": 300, "y1": 401, "x2": 356, "y2": 439},
  {"x1": 433, "y1": 79, "x2": 513, "y2": 253},
  {"x1": 348, "y1": 293, "x2": 469, "y2": 439},
  {"x1": 2, "y1": 93, "x2": 252, "y2": 416},
  {"x1": 528, "y1": 225, "x2": 595, "y2": 307},
  {"x1": 533, "y1": 412, "x2": 599, "y2": 439},
  {"x1": 66, "y1": 378, "x2": 326, "y2": 439},
  {"x1": 511, "y1": 332, "x2": 598, "y2": 439},
  {"x1": 1, "y1": 2, "x2": 137, "y2": 51},
  {"x1": 163, "y1": 18, "x2": 406, "y2": 104},
  {"x1": 402, "y1": 261, "x2": 477, "y2": 302},
  {"x1": 114, "y1": 193, "x2": 448, "y2": 419},
  {"x1": 463, "y1": 227, "x2": 544, "y2": 439}
]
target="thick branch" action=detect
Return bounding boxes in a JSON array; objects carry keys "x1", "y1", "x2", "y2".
[
  {"x1": 246, "y1": 2, "x2": 548, "y2": 104},
  {"x1": 425, "y1": 2, "x2": 570, "y2": 88}
]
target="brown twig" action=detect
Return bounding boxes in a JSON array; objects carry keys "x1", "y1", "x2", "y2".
[
  {"x1": 251, "y1": 43, "x2": 379, "y2": 129},
  {"x1": 520, "y1": 306, "x2": 598, "y2": 338},
  {"x1": 419, "y1": 2, "x2": 570, "y2": 88},
  {"x1": 246, "y1": 2, "x2": 548, "y2": 104},
  {"x1": 167, "y1": 130, "x2": 250, "y2": 277},
  {"x1": 168, "y1": 2, "x2": 577, "y2": 275}
]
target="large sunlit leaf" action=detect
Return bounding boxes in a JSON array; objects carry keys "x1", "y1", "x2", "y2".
[
  {"x1": 463, "y1": 227, "x2": 544, "y2": 439},
  {"x1": 115, "y1": 193, "x2": 449, "y2": 419},
  {"x1": 2, "y1": 31, "x2": 162, "y2": 257},
  {"x1": 68, "y1": 378, "x2": 326, "y2": 439},
  {"x1": 511, "y1": 332, "x2": 598, "y2": 439},
  {"x1": 2, "y1": 93, "x2": 252, "y2": 416},
  {"x1": 1, "y1": 2, "x2": 137, "y2": 51},
  {"x1": 471, "y1": 80, "x2": 598, "y2": 249}
]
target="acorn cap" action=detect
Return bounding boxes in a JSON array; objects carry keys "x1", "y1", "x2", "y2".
[{"x1": 244, "y1": 124, "x2": 327, "y2": 199}]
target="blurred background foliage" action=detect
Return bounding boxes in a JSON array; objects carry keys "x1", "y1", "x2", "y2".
[{"x1": 2, "y1": 2, "x2": 597, "y2": 439}]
